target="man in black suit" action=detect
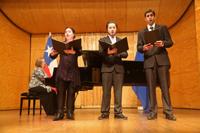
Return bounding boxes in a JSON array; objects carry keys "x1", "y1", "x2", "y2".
[
  {"x1": 98, "y1": 21, "x2": 128, "y2": 120},
  {"x1": 137, "y1": 9, "x2": 176, "y2": 121}
]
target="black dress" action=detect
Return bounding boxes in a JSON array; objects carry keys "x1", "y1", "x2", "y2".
[{"x1": 51, "y1": 42, "x2": 82, "y2": 114}]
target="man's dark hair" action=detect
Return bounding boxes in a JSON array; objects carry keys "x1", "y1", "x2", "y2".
[
  {"x1": 144, "y1": 9, "x2": 156, "y2": 17},
  {"x1": 106, "y1": 20, "x2": 118, "y2": 29}
]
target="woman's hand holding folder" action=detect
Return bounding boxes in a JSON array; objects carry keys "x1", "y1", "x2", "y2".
[
  {"x1": 64, "y1": 47, "x2": 76, "y2": 55},
  {"x1": 50, "y1": 50, "x2": 58, "y2": 56}
]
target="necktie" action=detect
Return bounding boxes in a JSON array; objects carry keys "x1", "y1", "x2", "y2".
[{"x1": 150, "y1": 26, "x2": 154, "y2": 31}]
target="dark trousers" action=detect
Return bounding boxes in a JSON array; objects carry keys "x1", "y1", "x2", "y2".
[
  {"x1": 101, "y1": 70, "x2": 124, "y2": 115},
  {"x1": 56, "y1": 79, "x2": 75, "y2": 114},
  {"x1": 29, "y1": 86, "x2": 57, "y2": 115},
  {"x1": 145, "y1": 64, "x2": 173, "y2": 115}
]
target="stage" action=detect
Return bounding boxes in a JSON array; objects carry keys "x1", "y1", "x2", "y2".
[{"x1": 0, "y1": 108, "x2": 200, "y2": 133}]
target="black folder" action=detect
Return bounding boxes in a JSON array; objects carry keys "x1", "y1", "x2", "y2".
[
  {"x1": 143, "y1": 29, "x2": 162, "y2": 57},
  {"x1": 52, "y1": 39, "x2": 65, "y2": 53},
  {"x1": 52, "y1": 39, "x2": 82, "y2": 53},
  {"x1": 99, "y1": 37, "x2": 129, "y2": 53},
  {"x1": 66, "y1": 39, "x2": 82, "y2": 50},
  {"x1": 144, "y1": 29, "x2": 161, "y2": 44}
]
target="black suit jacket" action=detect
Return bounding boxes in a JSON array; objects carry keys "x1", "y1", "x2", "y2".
[
  {"x1": 137, "y1": 24, "x2": 173, "y2": 69},
  {"x1": 99, "y1": 36, "x2": 128, "y2": 73}
]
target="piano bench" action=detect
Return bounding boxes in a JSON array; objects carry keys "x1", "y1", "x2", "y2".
[{"x1": 19, "y1": 92, "x2": 42, "y2": 115}]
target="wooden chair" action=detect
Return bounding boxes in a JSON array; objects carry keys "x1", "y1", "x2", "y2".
[{"x1": 19, "y1": 92, "x2": 42, "y2": 115}]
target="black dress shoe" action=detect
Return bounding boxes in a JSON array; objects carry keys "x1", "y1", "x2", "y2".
[
  {"x1": 165, "y1": 114, "x2": 176, "y2": 121},
  {"x1": 147, "y1": 113, "x2": 157, "y2": 120},
  {"x1": 53, "y1": 113, "x2": 64, "y2": 121},
  {"x1": 98, "y1": 114, "x2": 109, "y2": 120},
  {"x1": 114, "y1": 114, "x2": 128, "y2": 120},
  {"x1": 67, "y1": 112, "x2": 74, "y2": 120}
]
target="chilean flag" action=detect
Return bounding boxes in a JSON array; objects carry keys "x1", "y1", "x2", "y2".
[{"x1": 43, "y1": 36, "x2": 58, "y2": 77}]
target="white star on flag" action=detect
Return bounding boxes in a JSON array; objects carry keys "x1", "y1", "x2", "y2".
[{"x1": 45, "y1": 46, "x2": 53, "y2": 57}]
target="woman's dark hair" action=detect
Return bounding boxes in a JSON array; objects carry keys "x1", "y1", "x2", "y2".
[
  {"x1": 106, "y1": 20, "x2": 118, "y2": 29},
  {"x1": 144, "y1": 9, "x2": 156, "y2": 17},
  {"x1": 64, "y1": 27, "x2": 76, "y2": 39},
  {"x1": 65, "y1": 27, "x2": 75, "y2": 34}
]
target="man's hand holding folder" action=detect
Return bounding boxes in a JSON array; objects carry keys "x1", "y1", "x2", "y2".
[
  {"x1": 154, "y1": 40, "x2": 164, "y2": 47},
  {"x1": 143, "y1": 43, "x2": 153, "y2": 51},
  {"x1": 99, "y1": 37, "x2": 129, "y2": 54},
  {"x1": 107, "y1": 47, "x2": 118, "y2": 55}
]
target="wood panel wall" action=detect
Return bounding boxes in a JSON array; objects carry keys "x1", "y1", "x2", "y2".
[
  {"x1": 0, "y1": 0, "x2": 192, "y2": 33},
  {"x1": 168, "y1": 3, "x2": 200, "y2": 109},
  {"x1": 0, "y1": 12, "x2": 30, "y2": 110},
  {"x1": 195, "y1": 0, "x2": 200, "y2": 96}
]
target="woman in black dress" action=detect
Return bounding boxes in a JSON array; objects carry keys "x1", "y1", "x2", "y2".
[{"x1": 50, "y1": 27, "x2": 81, "y2": 121}]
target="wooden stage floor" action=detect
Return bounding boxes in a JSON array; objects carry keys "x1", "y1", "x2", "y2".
[{"x1": 0, "y1": 109, "x2": 200, "y2": 133}]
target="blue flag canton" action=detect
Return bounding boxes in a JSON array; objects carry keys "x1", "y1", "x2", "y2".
[{"x1": 44, "y1": 37, "x2": 54, "y2": 65}]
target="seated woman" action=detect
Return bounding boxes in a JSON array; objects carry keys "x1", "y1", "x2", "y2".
[{"x1": 29, "y1": 57, "x2": 57, "y2": 115}]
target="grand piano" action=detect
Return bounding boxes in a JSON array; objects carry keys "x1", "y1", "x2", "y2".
[{"x1": 45, "y1": 50, "x2": 146, "y2": 91}]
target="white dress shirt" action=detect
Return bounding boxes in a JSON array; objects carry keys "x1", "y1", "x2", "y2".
[
  {"x1": 108, "y1": 35, "x2": 117, "y2": 44},
  {"x1": 147, "y1": 23, "x2": 156, "y2": 31}
]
